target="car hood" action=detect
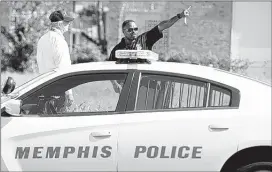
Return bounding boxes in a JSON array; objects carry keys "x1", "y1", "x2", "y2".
[
  {"x1": 1, "y1": 96, "x2": 11, "y2": 104},
  {"x1": 1, "y1": 93, "x2": 18, "y2": 104}
]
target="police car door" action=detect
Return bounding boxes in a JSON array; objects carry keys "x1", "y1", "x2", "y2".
[
  {"x1": 117, "y1": 72, "x2": 239, "y2": 171},
  {"x1": 1, "y1": 71, "x2": 132, "y2": 171}
]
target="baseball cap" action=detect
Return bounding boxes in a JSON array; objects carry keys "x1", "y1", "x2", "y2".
[{"x1": 49, "y1": 10, "x2": 74, "y2": 22}]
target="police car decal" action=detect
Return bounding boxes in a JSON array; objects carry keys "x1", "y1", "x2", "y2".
[{"x1": 15, "y1": 145, "x2": 202, "y2": 159}]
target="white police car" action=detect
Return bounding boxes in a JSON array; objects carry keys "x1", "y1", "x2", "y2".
[{"x1": 1, "y1": 50, "x2": 271, "y2": 172}]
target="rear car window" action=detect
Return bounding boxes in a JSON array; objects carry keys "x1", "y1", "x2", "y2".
[
  {"x1": 208, "y1": 85, "x2": 231, "y2": 107},
  {"x1": 135, "y1": 73, "x2": 240, "y2": 111},
  {"x1": 136, "y1": 74, "x2": 207, "y2": 110}
]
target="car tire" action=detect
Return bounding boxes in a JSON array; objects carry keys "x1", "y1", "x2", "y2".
[{"x1": 237, "y1": 162, "x2": 272, "y2": 172}]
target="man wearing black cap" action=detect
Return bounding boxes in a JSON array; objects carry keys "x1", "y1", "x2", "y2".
[
  {"x1": 37, "y1": 10, "x2": 74, "y2": 74},
  {"x1": 36, "y1": 10, "x2": 75, "y2": 112}
]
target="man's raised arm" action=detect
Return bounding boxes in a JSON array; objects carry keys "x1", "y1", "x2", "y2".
[{"x1": 157, "y1": 7, "x2": 191, "y2": 32}]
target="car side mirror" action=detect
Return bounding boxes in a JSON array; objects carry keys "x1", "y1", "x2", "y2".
[
  {"x1": 1, "y1": 99, "x2": 21, "y2": 116},
  {"x1": 2, "y1": 77, "x2": 16, "y2": 94}
]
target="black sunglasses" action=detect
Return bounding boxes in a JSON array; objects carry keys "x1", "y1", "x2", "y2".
[{"x1": 126, "y1": 27, "x2": 138, "y2": 32}]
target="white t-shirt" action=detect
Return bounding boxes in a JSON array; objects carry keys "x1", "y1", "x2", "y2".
[{"x1": 36, "y1": 30, "x2": 71, "y2": 74}]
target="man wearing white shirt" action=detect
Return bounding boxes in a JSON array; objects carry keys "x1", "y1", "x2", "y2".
[
  {"x1": 37, "y1": 10, "x2": 74, "y2": 74},
  {"x1": 36, "y1": 10, "x2": 74, "y2": 111}
]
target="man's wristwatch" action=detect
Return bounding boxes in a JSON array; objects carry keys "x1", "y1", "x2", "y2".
[{"x1": 177, "y1": 13, "x2": 183, "y2": 19}]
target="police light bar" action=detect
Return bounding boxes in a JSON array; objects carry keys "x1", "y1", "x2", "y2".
[{"x1": 115, "y1": 50, "x2": 159, "y2": 61}]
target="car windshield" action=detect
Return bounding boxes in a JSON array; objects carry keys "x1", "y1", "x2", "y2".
[{"x1": 11, "y1": 71, "x2": 56, "y2": 94}]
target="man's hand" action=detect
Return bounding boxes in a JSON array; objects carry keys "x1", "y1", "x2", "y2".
[
  {"x1": 179, "y1": 6, "x2": 191, "y2": 25},
  {"x1": 111, "y1": 80, "x2": 122, "y2": 94},
  {"x1": 65, "y1": 90, "x2": 74, "y2": 107},
  {"x1": 158, "y1": 5, "x2": 192, "y2": 32},
  {"x1": 181, "y1": 6, "x2": 191, "y2": 18},
  {"x1": 113, "y1": 82, "x2": 122, "y2": 94}
]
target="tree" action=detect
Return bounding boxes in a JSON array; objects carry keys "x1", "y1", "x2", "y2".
[
  {"x1": 1, "y1": 25, "x2": 33, "y2": 72},
  {"x1": 77, "y1": 2, "x2": 108, "y2": 55}
]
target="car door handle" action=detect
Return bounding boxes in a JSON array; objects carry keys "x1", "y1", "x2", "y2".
[
  {"x1": 208, "y1": 125, "x2": 229, "y2": 132},
  {"x1": 91, "y1": 131, "x2": 112, "y2": 138}
]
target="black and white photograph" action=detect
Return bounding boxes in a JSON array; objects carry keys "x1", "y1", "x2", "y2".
[{"x1": 1, "y1": 1, "x2": 271, "y2": 172}]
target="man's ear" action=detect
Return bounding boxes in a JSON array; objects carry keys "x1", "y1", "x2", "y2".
[{"x1": 58, "y1": 21, "x2": 64, "y2": 28}]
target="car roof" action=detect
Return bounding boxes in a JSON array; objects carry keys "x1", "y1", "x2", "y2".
[
  {"x1": 55, "y1": 61, "x2": 213, "y2": 74},
  {"x1": 54, "y1": 61, "x2": 218, "y2": 81}
]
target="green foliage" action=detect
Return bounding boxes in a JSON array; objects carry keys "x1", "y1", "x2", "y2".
[
  {"x1": 78, "y1": 4, "x2": 99, "y2": 26},
  {"x1": 1, "y1": 25, "x2": 34, "y2": 72},
  {"x1": 71, "y1": 44, "x2": 107, "y2": 64},
  {"x1": 163, "y1": 50, "x2": 251, "y2": 73},
  {"x1": 230, "y1": 58, "x2": 253, "y2": 75},
  {"x1": 77, "y1": 3, "x2": 108, "y2": 55}
]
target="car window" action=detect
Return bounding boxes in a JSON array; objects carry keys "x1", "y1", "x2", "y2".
[
  {"x1": 208, "y1": 84, "x2": 231, "y2": 107},
  {"x1": 21, "y1": 73, "x2": 127, "y2": 115},
  {"x1": 136, "y1": 74, "x2": 207, "y2": 110}
]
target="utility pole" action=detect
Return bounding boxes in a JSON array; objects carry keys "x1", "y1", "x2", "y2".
[
  {"x1": 102, "y1": 6, "x2": 109, "y2": 55},
  {"x1": 97, "y1": 1, "x2": 102, "y2": 43},
  {"x1": 69, "y1": 1, "x2": 76, "y2": 52},
  {"x1": 97, "y1": 1, "x2": 108, "y2": 55}
]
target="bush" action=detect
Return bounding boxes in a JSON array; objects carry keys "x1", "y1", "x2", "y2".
[
  {"x1": 1, "y1": 26, "x2": 34, "y2": 73},
  {"x1": 163, "y1": 50, "x2": 251, "y2": 73},
  {"x1": 71, "y1": 44, "x2": 107, "y2": 64},
  {"x1": 230, "y1": 58, "x2": 253, "y2": 75}
]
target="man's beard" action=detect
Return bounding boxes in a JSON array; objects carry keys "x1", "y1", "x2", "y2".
[
  {"x1": 125, "y1": 37, "x2": 136, "y2": 43},
  {"x1": 129, "y1": 37, "x2": 136, "y2": 41}
]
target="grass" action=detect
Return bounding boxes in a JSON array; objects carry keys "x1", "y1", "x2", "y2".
[{"x1": 66, "y1": 80, "x2": 120, "y2": 112}]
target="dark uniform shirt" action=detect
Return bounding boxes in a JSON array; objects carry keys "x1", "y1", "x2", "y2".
[{"x1": 109, "y1": 25, "x2": 163, "y2": 61}]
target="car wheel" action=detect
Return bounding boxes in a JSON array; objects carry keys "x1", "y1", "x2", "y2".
[{"x1": 237, "y1": 162, "x2": 272, "y2": 172}]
